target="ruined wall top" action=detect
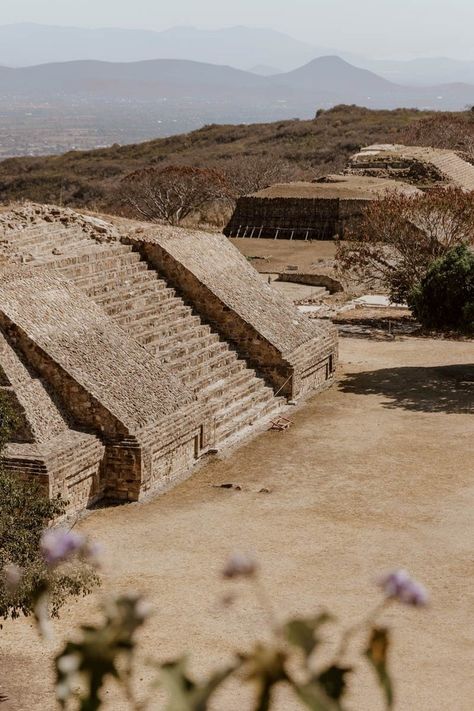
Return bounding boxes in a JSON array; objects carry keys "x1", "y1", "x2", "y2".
[
  {"x1": 248, "y1": 175, "x2": 421, "y2": 201},
  {"x1": 348, "y1": 144, "x2": 474, "y2": 191}
]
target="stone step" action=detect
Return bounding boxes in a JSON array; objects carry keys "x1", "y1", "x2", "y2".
[
  {"x1": 200, "y1": 367, "x2": 258, "y2": 403},
  {"x1": 86, "y1": 270, "x2": 166, "y2": 301},
  {"x1": 65, "y1": 259, "x2": 150, "y2": 286},
  {"x1": 14, "y1": 232, "x2": 87, "y2": 255},
  {"x1": 212, "y1": 374, "x2": 269, "y2": 413},
  {"x1": 112, "y1": 293, "x2": 186, "y2": 325},
  {"x1": 217, "y1": 397, "x2": 284, "y2": 446},
  {"x1": 6, "y1": 224, "x2": 66, "y2": 238},
  {"x1": 187, "y1": 358, "x2": 247, "y2": 393},
  {"x1": 134, "y1": 306, "x2": 194, "y2": 343},
  {"x1": 159, "y1": 331, "x2": 222, "y2": 365},
  {"x1": 55, "y1": 249, "x2": 141, "y2": 278},
  {"x1": 178, "y1": 348, "x2": 238, "y2": 384},
  {"x1": 39, "y1": 239, "x2": 104, "y2": 259},
  {"x1": 7, "y1": 226, "x2": 83, "y2": 251},
  {"x1": 215, "y1": 387, "x2": 276, "y2": 438},
  {"x1": 163, "y1": 340, "x2": 229, "y2": 374},
  {"x1": 146, "y1": 321, "x2": 212, "y2": 355}
]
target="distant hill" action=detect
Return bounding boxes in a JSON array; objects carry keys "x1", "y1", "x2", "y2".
[
  {"x1": 0, "y1": 56, "x2": 473, "y2": 161},
  {"x1": 0, "y1": 23, "x2": 327, "y2": 71},
  {"x1": 356, "y1": 57, "x2": 474, "y2": 87},
  {"x1": 0, "y1": 105, "x2": 448, "y2": 209},
  {"x1": 272, "y1": 56, "x2": 396, "y2": 97},
  {"x1": 2, "y1": 23, "x2": 474, "y2": 88},
  {"x1": 0, "y1": 58, "x2": 267, "y2": 99},
  {"x1": 1, "y1": 55, "x2": 473, "y2": 109},
  {"x1": 249, "y1": 64, "x2": 281, "y2": 76}
]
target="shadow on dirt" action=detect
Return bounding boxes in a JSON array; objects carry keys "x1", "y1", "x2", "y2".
[{"x1": 339, "y1": 363, "x2": 474, "y2": 414}]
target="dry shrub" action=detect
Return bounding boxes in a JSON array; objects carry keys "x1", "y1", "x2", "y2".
[
  {"x1": 120, "y1": 165, "x2": 230, "y2": 225},
  {"x1": 400, "y1": 114, "x2": 474, "y2": 161},
  {"x1": 337, "y1": 188, "x2": 474, "y2": 302}
]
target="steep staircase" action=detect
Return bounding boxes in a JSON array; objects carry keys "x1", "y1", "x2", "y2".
[
  {"x1": 425, "y1": 149, "x2": 474, "y2": 191},
  {"x1": 42, "y1": 238, "x2": 285, "y2": 446}
]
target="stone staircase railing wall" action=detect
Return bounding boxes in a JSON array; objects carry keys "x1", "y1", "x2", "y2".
[{"x1": 126, "y1": 230, "x2": 337, "y2": 400}]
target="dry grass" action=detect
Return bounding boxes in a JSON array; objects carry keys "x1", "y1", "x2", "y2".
[{"x1": 0, "y1": 105, "x2": 447, "y2": 213}]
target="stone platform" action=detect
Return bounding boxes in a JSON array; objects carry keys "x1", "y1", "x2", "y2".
[{"x1": 0, "y1": 206, "x2": 338, "y2": 513}]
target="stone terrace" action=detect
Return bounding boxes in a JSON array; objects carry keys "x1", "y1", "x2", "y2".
[
  {"x1": 224, "y1": 174, "x2": 421, "y2": 240},
  {"x1": 348, "y1": 144, "x2": 474, "y2": 191},
  {"x1": 0, "y1": 206, "x2": 337, "y2": 513}
]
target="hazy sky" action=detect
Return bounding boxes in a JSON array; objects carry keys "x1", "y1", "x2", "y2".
[{"x1": 2, "y1": 0, "x2": 474, "y2": 59}]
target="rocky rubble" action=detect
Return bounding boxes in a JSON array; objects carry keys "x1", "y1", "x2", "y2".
[{"x1": 0, "y1": 202, "x2": 120, "y2": 243}]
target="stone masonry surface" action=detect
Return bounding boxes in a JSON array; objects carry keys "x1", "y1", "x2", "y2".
[
  {"x1": 224, "y1": 174, "x2": 422, "y2": 240},
  {"x1": 0, "y1": 203, "x2": 338, "y2": 513}
]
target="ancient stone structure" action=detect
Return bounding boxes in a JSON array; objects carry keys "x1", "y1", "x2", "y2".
[
  {"x1": 347, "y1": 144, "x2": 474, "y2": 191},
  {"x1": 0, "y1": 205, "x2": 337, "y2": 514},
  {"x1": 224, "y1": 175, "x2": 420, "y2": 240}
]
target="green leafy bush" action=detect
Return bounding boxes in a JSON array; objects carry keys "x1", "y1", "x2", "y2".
[
  {"x1": 409, "y1": 244, "x2": 474, "y2": 333},
  {"x1": 0, "y1": 394, "x2": 99, "y2": 623}
]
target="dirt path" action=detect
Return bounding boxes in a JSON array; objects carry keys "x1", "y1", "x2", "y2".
[{"x1": 1, "y1": 336, "x2": 473, "y2": 710}]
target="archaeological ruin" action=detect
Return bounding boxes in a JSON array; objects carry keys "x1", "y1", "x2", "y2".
[
  {"x1": 225, "y1": 144, "x2": 474, "y2": 241},
  {"x1": 0, "y1": 205, "x2": 337, "y2": 514},
  {"x1": 347, "y1": 144, "x2": 474, "y2": 190},
  {"x1": 224, "y1": 174, "x2": 421, "y2": 240}
]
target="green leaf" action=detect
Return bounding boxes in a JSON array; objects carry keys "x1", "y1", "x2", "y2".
[
  {"x1": 254, "y1": 681, "x2": 272, "y2": 711},
  {"x1": 239, "y1": 644, "x2": 287, "y2": 711},
  {"x1": 54, "y1": 595, "x2": 147, "y2": 711},
  {"x1": 291, "y1": 680, "x2": 340, "y2": 711},
  {"x1": 160, "y1": 659, "x2": 195, "y2": 711},
  {"x1": 160, "y1": 657, "x2": 236, "y2": 711},
  {"x1": 365, "y1": 627, "x2": 394, "y2": 709},
  {"x1": 284, "y1": 613, "x2": 332, "y2": 659},
  {"x1": 317, "y1": 665, "x2": 352, "y2": 702}
]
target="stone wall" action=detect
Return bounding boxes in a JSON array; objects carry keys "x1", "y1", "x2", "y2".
[
  {"x1": 277, "y1": 273, "x2": 344, "y2": 294},
  {"x1": 224, "y1": 196, "x2": 347, "y2": 240}
]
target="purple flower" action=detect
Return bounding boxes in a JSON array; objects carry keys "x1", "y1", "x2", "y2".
[
  {"x1": 377, "y1": 569, "x2": 429, "y2": 607},
  {"x1": 40, "y1": 529, "x2": 86, "y2": 567},
  {"x1": 222, "y1": 552, "x2": 258, "y2": 579}
]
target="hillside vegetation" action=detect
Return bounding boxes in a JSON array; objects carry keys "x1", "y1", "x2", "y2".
[{"x1": 0, "y1": 105, "x2": 470, "y2": 214}]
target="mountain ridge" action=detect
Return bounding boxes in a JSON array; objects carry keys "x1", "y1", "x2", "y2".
[
  {"x1": 1, "y1": 22, "x2": 474, "y2": 86},
  {"x1": 1, "y1": 54, "x2": 472, "y2": 108}
]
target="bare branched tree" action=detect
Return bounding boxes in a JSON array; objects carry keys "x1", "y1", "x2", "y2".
[
  {"x1": 220, "y1": 155, "x2": 304, "y2": 199},
  {"x1": 400, "y1": 114, "x2": 474, "y2": 161},
  {"x1": 336, "y1": 187, "x2": 474, "y2": 302},
  {"x1": 121, "y1": 165, "x2": 230, "y2": 225}
]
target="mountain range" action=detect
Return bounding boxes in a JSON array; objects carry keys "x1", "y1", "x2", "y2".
[
  {"x1": 1, "y1": 55, "x2": 473, "y2": 111},
  {"x1": 1, "y1": 24, "x2": 474, "y2": 159},
  {"x1": 2, "y1": 23, "x2": 474, "y2": 86}
]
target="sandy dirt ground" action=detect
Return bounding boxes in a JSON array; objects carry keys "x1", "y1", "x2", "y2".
[
  {"x1": 0, "y1": 336, "x2": 473, "y2": 711},
  {"x1": 230, "y1": 238, "x2": 338, "y2": 273}
]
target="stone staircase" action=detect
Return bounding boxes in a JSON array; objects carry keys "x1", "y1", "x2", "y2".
[
  {"x1": 46, "y1": 240, "x2": 284, "y2": 446},
  {"x1": 1, "y1": 224, "x2": 95, "y2": 258},
  {"x1": 426, "y1": 150, "x2": 474, "y2": 191}
]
